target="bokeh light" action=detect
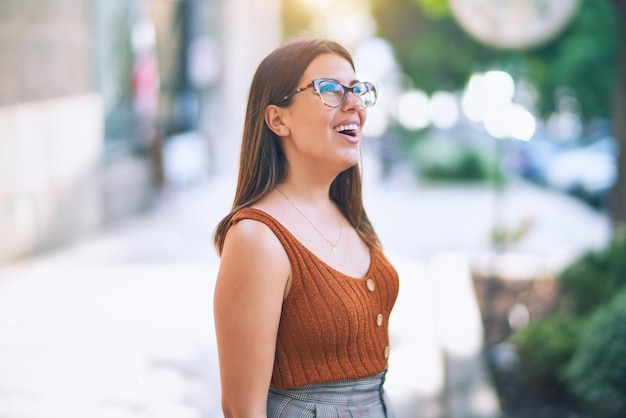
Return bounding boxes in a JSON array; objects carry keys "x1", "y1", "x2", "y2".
[
  {"x1": 462, "y1": 71, "x2": 515, "y2": 123},
  {"x1": 484, "y1": 103, "x2": 536, "y2": 141},
  {"x1": 395, "y1": 89, "x2": 430, "y2": 131},
  {"x1": 429, "y1": 91, "x2": 459, "y2": 129}
]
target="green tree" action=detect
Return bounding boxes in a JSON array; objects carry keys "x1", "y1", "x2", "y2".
[
  {"x1": 372, "y1": 0, "x2": 625, "y2": 226},
  {"x1": 372, "y1": 0, "x2": 616, "y2": 117},
  {"x1": 371, "y1": 0, "x2": 498, "y2": 94},
  {"x1": 610, "y1": 0, "x2": 626, "y2": 226},
  {"x1": 523, "y1": 0, "x2": 617, "y2": 119}
]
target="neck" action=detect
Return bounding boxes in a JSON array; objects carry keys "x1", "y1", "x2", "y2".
[
  {"x1": 275, "y1": 185, "x2": 343, "y2": 254},
  {"x1": 278, "y1": 175, "x2": 335, "y2": 207}
]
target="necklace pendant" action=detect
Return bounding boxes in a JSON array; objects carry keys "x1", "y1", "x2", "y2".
[{"x1": 332, "y1": 246, "x2": 338, "y2": 254}]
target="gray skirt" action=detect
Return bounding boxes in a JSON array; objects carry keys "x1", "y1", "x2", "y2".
[{"x1": 267, "y1": 369, "x2": 393, "y2": 418}]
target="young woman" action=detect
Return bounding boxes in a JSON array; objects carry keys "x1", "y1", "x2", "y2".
[{"x1": 213, "y1": 38, "x2": 399, "y2": 418}]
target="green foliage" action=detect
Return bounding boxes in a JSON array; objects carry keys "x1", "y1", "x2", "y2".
[
  {"x1": 371, "y1": 0, "x2": 618, "y2": 120},
  {"x1": 566, "y1": 289, "x2": 626, "y2": 417},
  {"x1": 371, "y1": 0, "x2": 499, "y2": 94},
  {"x1": 509, "y1": 315, "x2": 582, "y2": 396},
  {"x1": 508, "y1": 225, "x2": 626, "y2": 410},
  {"x1": 409, "y1": 135, "x2": 495, "y2": 182},
  {"x1": 558, "y1": 225, "x2": 626, "y2": 316},
  {"x1": 522, "y1": 0, "x2": 618, "y2": 119},
  {"x1": 491, "y1": 218, "x2": 533, "y2": 250},
  {"x1": 409, "y1": 0, "x2": 449, "y2": 19}
]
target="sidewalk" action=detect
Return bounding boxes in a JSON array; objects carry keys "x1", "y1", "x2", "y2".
[{"x1": 0, "y1": 174, "x2": 611, "y2": 418}]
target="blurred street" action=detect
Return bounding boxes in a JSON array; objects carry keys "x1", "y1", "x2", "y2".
[
  {"x1": 1, "y1": 1, "x2": 623, "y2": 416},
  {"x1": 0, "y1": 167, "x2": 611, "y2": 418}
]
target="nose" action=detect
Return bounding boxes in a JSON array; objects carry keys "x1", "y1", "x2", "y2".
[{"x1": 342, "y1": 90, "x2": 365, "y2": 111}]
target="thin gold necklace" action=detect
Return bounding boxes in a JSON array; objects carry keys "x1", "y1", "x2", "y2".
[{"x1": 276, "y1": 187, "x2": 343, "y2": 254}]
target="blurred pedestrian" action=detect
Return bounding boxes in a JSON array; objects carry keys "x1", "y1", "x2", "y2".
[{"x1": 213, "y1": 38, "x2": 399, "y2": 418}]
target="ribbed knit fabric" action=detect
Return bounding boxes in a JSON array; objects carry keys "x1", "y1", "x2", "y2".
[{"x1": 229, "y1": 208, "x2": 399, "y2": 389}]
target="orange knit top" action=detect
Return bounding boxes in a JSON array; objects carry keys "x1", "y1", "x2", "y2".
[{"x1": 229, "y1": 208, "x2": 399, "y2": 389}]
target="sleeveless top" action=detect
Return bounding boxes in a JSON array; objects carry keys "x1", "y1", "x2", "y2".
[{"x1": 228, "y1": 208, "x2": 399, "y2": 389}]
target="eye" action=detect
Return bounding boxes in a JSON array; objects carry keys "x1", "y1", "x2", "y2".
[
  {"x1": 353, "y1": 82, "x2": 372, "y2": 94},
  {"x1": 318, "y1": 80, "x2": 342, "y2": 94}
]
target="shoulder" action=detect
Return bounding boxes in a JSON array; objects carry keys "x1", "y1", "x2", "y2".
[
  {"x1": 226, "y1": 216, "x2": 280, "y2": 249},
  {"x1": 224, "y1": 211, "x2": 285, "y2": 254},
  {"x1": 221, "y1": 215, "x2": 291, "y2": 286}
]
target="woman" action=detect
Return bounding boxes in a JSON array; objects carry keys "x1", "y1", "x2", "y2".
[{"x1": 213, "y1": 38, "x2": 399, "y2": 418}]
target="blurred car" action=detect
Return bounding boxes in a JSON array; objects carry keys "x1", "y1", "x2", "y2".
[
  {"x1": 544, "y1": 136, "x2": 618, "y2": 207},
  {"x1": 509, "y1": 137, "x2": 561, "y2": 184}
]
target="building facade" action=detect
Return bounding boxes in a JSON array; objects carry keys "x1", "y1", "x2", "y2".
[{"x1": 0, "y1": 0, "x2": 280, "y2": 261}]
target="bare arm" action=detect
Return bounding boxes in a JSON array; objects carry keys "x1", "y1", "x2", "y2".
[{"x1": 213, "y1": 219, "x2": 290, "y2": 418}]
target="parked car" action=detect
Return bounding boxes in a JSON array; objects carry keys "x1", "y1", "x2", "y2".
[
  {"x1": 544, "y1": 137, "x2": 618, "y2": 208},
  {"x1": 508, "y1": 137, "x2": 561, "y2": 184}
]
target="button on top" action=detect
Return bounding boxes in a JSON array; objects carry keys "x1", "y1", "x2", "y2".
[
  {"x1": 376, "y1": 313, "x2": 383, "y2": 327},
  {"x1": 366, "y1": 279, "x2": 375, "y2": 292}
]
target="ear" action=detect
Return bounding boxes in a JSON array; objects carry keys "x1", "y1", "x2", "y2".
[{"x1": 265, "y1": 105, "x2": 290, "y2": 137}]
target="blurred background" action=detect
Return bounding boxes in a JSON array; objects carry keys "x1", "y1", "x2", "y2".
[
  {"x1": 0, "y1": 0, "x2": 625, "y2": 417},
  {"x1": 1, "y1": 0, "x2": 624, "y2": 261}
]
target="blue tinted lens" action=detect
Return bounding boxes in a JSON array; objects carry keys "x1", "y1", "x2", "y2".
[
  {"x1": 318, "y1": 80, "x2": 342, "y2": 93},
  {"x1": 317, "y1": 80, "x2": 345, "y2": 107},
  {"x1": 353, "y1": 82, "x2": 368, "y2": 94}
]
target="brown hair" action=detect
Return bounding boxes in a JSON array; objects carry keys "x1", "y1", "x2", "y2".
[{"x1": 213, "y1": 38, "x2": 380, "y2": 254}]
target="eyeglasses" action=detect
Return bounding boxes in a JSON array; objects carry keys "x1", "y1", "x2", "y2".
[{"x1": 278, "y1": 79, "x2": 377, "y2": 109}]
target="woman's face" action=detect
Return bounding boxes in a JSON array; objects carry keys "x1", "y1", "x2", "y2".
[{"x1": 280, "y1": 53, "x2": 368, "y2": 173}]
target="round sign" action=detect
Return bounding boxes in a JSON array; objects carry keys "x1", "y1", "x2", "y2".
[{"x1": 448, "y1": 0, "x2": 581, "y2": 50}]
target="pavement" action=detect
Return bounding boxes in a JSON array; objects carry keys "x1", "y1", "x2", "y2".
[{"x1": 0, "y1": 168, "x2": 612, "y2": 418}]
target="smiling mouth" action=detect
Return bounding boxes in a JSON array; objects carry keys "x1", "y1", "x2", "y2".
[{"x1": 333, "y1": 124, "x2": 359, "y2": 137}]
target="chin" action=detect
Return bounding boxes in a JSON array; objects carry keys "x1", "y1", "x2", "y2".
[{"x1": 339, "y1": 152, "x2": 360, "y2": 170}]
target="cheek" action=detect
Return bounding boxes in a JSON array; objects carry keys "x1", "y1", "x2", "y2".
[
  {"x1": 360, "y1": 110, "x2": 368, "y2": 125},
  {"x1": 300, "y1": 111, "x2": 333, "y2": 135},
  {"x1": 290, "y1": 117, "x2": 326, "y2": 148}
]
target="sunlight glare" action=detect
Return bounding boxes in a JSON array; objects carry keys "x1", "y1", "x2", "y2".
[{"x1": 301, "y1": 0, "x2": 333, "y2": 9}]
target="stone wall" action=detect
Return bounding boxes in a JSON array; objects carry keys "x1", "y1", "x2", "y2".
[
  {"x1": 0, "y1": 0, "x2": 91, "y2": 106},
  {"x1": 0, "y1": 94, "x2": 104, "y2": 261}
]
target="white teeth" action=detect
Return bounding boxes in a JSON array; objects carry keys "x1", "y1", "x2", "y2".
[{"x1": 333, "y1": 124, "x2": 359, "y2": 133}]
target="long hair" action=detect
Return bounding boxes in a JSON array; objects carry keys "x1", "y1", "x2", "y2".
[{"x1": 213, "y1": 38, "x2": 380, "y2": 254}]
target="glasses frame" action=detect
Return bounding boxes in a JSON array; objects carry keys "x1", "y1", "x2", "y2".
[{"x1": 277, "y1": 78, "x2": 377, "y2": 109}]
